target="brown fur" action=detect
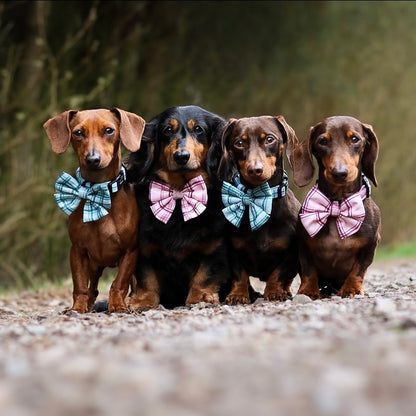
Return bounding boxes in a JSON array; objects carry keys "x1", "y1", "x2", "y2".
[
  {"x1": 293, "y1": 115, "x2": 381, "y2": 299},
  {"x1": 44, "y1": 108, "x2": 145, "y2": 313},
  {"x1": 218, "y1": 115, "x2": 301, "y2": 304}
]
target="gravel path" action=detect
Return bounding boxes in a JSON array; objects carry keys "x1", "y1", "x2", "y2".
[{"x1": 1, "y1": 259, "x2": 416, "y2": 416}]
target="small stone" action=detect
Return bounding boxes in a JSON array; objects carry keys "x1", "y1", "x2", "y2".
[
  {"x1": 292, "y1": 294, "x2": 313, "y2": 304},
  {"x1": 374, "y1": 298, "x2": 396, "y2": 315},
  {"x1": 25, "y1": 324, "x2": 47, "y2": 336}
]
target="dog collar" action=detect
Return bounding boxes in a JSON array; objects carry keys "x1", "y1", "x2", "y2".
[
  {"x1": 77, "y1": 165, "x2": 127, "y2": 194},
  {"x1": 299, "y1": 174, "x2": 371, "y2": 239},
  {"x1": 149, "y1": 175, "x2": 208, "y2": 224},
  {"x1": 221, "y1": 171, "x2": 288, "y2": 230},
  {"x1": 231, "y1": 171, "x2": 288, "y2": 198},
  {"x1": 54, "y1": 165, "x2": 126, "y2": 222}
]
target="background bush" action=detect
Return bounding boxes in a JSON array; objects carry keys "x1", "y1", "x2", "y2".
[{"x1": 1, "y1": 1, "x2": 415, "y2": 289}]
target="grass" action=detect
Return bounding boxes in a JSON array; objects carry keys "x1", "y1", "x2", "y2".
[{"x1": 375, "y1": 242, "x2": 416, "y2": 262}]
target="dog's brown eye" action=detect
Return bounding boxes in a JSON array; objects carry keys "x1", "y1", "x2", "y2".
[
  {"x1": 73, "y1": 129, "x2": 83, "y2": 138},
  {"x1": 163, "y1": 126, "x2": 173, "y2": 135},
  {"x1": 350, "y1": 135, "x2": 360, "y2": 143},
  {"x1": 234, "y1": 139, "x2": 245, "y2": 148},
  {"x1": 194, "y1": 125, "x2": 203, "y2": 133},
  {"x1": 318, "y1": 137, "x2": 328, "y2": 146},
  {"x1": 104, "y1": 127, "x2": 114, "y2": 135},
  {"x1": 265, "y1": 136, "x2": 276, "y2": 144}
]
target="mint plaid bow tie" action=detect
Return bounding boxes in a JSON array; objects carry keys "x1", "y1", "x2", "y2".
[
  {"x1": 299, "y1": 181, "x2": 369, "y2": 239},
  {"x1": 221, "y1": 174, "x2": 287, "y2": 231},
  {"x1": 149, "y1": 175, "x2": 208, "y2": 224},
  {"x1": 54, "y1": 167, "x2": 125, "y2": 222}
]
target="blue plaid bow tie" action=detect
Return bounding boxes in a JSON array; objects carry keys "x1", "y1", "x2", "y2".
[
  {"x1": 221, "y1": 173, "x2": 287, "y2": 230},
  {"x1": 54, "y1": 167, "x2": 125, "y2": 222}
]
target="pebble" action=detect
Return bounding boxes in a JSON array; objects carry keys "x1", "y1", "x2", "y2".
[
  {"x1": 0, "y1": 261, "x2": 415, "y2": 416},
  {"x1": 292, "y1": 294, "x2": 313, "y2": 304},
  {"x1": 374, "y1": 297, "x2": 397, "y2": 315}
]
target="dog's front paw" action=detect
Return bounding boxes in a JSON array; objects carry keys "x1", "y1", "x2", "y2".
[
  {"x1": 225, "y1": 294, "x2": 251, "y2": 305},
  {"x1": 296, "y1": 288, "x2": 321, "y2": 300},
  {"x1": 71, "y1": 294, "x2": 90, "y2": 314},
  {"x1": 338, "y1": 286, "x2": 364, "y2": 298},
  {"x1": 186, "y1": 291, "x2": 219, "y2": 305},
  {"x1": 127, "y1": 294, "x2": 159, "y2": 312},
  {"x1": 108, "y1": 302, "x2": 129, "y2": 314},
  {"x1": 263, "y1": 289, "x2": 292, "y2": 302}
]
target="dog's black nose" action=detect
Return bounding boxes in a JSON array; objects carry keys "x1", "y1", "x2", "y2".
[
  {"x1": 174, "y1": 150, "x2": 190, "y2": 165},
  {"x1": 247, "y1": 163, "x2": 264, "y2": 177},
  {"x1": 331, "y1": 167, "x2": 348, "y2": 181},
  {"x1": 86, "y1": 151, "x2": 101, "y2": 168}
]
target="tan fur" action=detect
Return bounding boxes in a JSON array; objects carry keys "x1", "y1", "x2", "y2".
[{"x1": 44, "y1": 108, "x2": 145, "y2": 313}]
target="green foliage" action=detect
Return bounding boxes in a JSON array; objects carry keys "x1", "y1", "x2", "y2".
[{"x1": 1, "y1": 1, "x2": 416, "y2": 288}]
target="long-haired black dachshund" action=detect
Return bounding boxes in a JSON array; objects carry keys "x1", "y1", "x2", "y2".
[{"x1": 126, "y1": 105, "x2": 229, "y2": 309}]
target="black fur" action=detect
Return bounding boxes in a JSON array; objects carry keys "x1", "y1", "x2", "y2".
[{"x1": 127, "y1": 105, "x2": 230, "y2": 309}]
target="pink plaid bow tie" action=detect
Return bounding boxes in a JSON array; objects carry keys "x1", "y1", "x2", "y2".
[
  {"x1": 149, "y1": 175, "x2": 208, "y2": 223},
  {"x1": 300, "y1": 184, "x2": 367, "y2": 239}
]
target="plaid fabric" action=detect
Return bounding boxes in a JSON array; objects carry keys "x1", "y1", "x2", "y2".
[
  {"x1": 54, "y1": 167, "x2": 124, "y2": 223},
  {"x1": 299, "y1": 182, "x2": 368, "y2": 239},
  {"x1": 221, "y1": 173, "x2": 288, "y2": 231},
  {"x1": 149, "y1": 175, "x2": 208, "y2": 224}
]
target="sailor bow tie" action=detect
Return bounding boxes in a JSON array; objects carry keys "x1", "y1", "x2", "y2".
[
  {"x1": 149, "y1": 175, "x2": 208, "y2": 223},
  {"x1": 54, "y1": 167, "x2": 125, "y2": 223},
  {"x1": 221, "y1": 173, "x2": 287, "y2": 231},
  {"x1": 299, "y1": 182, "x2": 369, "y2": 239}
]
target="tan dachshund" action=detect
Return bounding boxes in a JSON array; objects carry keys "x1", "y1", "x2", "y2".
[{"x1": 44, "y1": 108, "x2": 144, "y2": 313}]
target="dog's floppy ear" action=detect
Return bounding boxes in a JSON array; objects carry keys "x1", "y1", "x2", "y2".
[
  {"x1": 274, "y1": 115, "x2": 299, "y2": 169},
  {"x1": 292, "y1": 122, "x2": 319, "y2": 187},
  {"x1": 43, "y1": 110, "x2": 78, "y2": 154},
  {"x1": 111, "y1": 108, "x2": 145, "y2": 152},
  {"x1": 361, "y1": 122, "x2": 378, "y2": 187},
  {"x1": 217, "y1": 118, "x2": 238, "y2": 180},
  {"x1": 125, "y1": 119, "x2": 158, "y2": 183},
  {"x1": 206, "y1": 115, "x2": 228, "y2": 182}
]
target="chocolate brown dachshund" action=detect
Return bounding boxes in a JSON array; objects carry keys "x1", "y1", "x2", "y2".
[
  {"x1": 293, "y1": 115, "x2": 381, "y2": 299},
  {"x1": 218, "y1": 116, "x2": 301, "y2": 304}
]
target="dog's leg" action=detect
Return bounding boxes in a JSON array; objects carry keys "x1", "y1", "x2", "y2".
[
  {"x1": 127, "y1": 268, "x2": 160, "y2": 311},
  {"x1": 69, "y1": 245, "x2": 91, "y2": 313},
  {"x1": 338, "y1": 260, "x2": 367, "y2": 298},
  {"x1": 186, "y1": 264, "x2": 220, "y2": 305},
  {"x1": 338, "y1": 273, "x2": 364, "y2": 298},
  {"x1": 225, "y1": 270, "x2": 251, "y2": 305},
  {"x1": 263, "y1": 268, "x2": 293, "y2": 302},
  {"x1": 297, "y1": 269, "x2": 321, "y2": 300},
  {"x1": 87, "y1": 266, "x2": 103, "y2": 311},
  {"x1": 108, "y1": 249, "x2": 138, "y2": 313}
]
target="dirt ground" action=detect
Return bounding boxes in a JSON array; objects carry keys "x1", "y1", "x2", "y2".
[{"x1": 0, "y1": 259, "x2": 416, "y2": 416}]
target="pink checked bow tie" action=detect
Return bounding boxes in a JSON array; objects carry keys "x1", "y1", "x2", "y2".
[
  {"x1": 299, "y1": 184, "x2": 367, "y2": 239},
  {"x1": 149, "y1": 175, "x2": 208, "y2": 223}
]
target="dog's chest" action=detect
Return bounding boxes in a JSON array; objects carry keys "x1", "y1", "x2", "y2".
[
  {"x1": 307, "y1": 218, "x2": 362, "y2": 270},
  {"x1": 68, "y1": 194, "x2": 138, "y2": 265}
]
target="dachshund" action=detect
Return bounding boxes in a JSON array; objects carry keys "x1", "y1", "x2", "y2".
[
  {"x1": 126, "y1": 105, "x2": 229, "y2": 309},
  {"x1": 292, "y1": 115, "x2": 381, "y2": 299},
  {"x1": 218, "y1": 115, "x2": 301, "y2": 304},
  {"x1": 44, "y1": 108, "x2": 145, "y2": 313}
]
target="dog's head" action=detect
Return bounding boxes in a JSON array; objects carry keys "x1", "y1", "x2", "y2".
[
  {"x1": 44, "y1": 108, "x2": 145, "y2": 172},
  {"x1": 127, "y1": 105, "x2": 226, "y2": 185},
  {"x1": 218, "y1": 116, "x2": 298, "y2": 187},
  {"x1": 293, "y1": 116, "x2": 378, "y2": 188}
]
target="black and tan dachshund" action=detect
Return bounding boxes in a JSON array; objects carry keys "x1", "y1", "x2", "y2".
[
  {"x1": 218, "y1": 116, "x2": 301, "y2": 304},
  {"x1": 126, "y1": 105, "x2": 229, "y2": 309},
  {"x1": 293, "y1": 115, "x2": 381, "y2": 299}
]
